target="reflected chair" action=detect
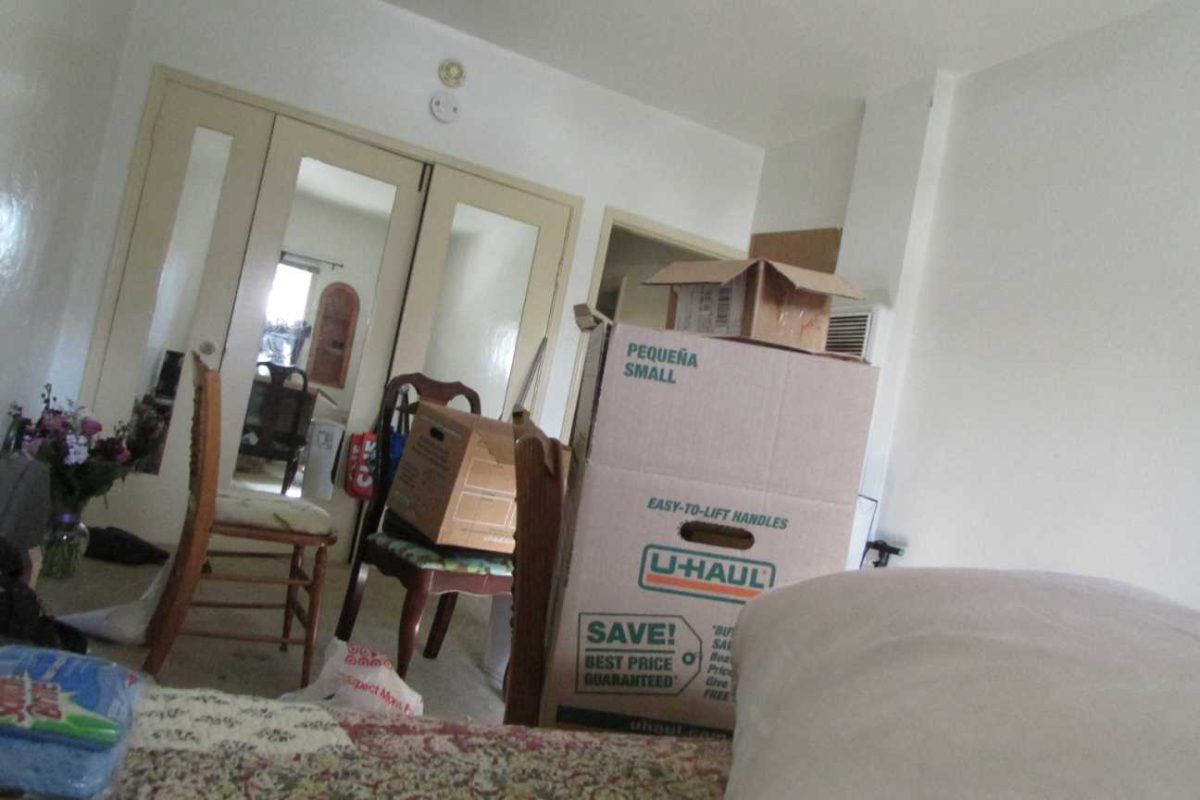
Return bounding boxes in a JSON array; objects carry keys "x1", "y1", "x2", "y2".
[
  {"x1": 335, "y1": 373, "x2": 518, "y2": 678},
  {"x1": 239, "y1": 361, "x2": 314, "y2": 494},
  {"x1": 143, "y1": 355, "x2": 337, "y2": 687}
]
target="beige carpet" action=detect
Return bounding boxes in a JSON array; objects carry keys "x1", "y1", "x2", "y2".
[{"x1": 37, "y1": 557, "x2": 505, "y2": 722}]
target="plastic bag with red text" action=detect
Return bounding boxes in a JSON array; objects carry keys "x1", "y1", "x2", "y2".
[{"x1": 279, "y1": 639, "x2": 422, "y2": 716}]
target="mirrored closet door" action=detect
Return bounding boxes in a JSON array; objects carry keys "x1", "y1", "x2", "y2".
[{"x1": 85, "y1": 82, "x2": 425, "y2": 548}]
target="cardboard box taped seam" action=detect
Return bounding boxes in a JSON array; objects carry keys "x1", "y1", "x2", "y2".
[{"x1": 540, "y1": 300, "x2": 880, "y2": 735}]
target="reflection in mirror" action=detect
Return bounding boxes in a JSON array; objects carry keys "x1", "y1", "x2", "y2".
[
  {"x1": 233, "y1": 157, "x2": 396, "y2": 497},
  {"x1": 136, "y1": 127, "x2": 233, "y2": 473},
  {"x1": 423, "y1": 204, "x2": 539, "y2": 418}
]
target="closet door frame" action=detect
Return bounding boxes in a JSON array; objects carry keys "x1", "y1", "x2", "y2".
[
  {"x1": 389, "y1": 165, "x2": 573, "y2": 420},
  {"x1": 83, "y1": 67, "x2": 582, "y2": 426}
]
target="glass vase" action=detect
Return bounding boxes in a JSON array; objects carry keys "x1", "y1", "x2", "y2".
[{"x1": 42, "y1": 507, "x2": 89, "y2": 580}]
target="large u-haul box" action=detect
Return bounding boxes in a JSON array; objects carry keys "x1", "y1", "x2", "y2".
[{"x1": 541, "y1": 311, "x2": 878, "y2": 734}]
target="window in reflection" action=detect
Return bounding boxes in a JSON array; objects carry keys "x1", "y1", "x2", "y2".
[{"x1": 259, "y1": 259, "x2": 317, "y2": 366}]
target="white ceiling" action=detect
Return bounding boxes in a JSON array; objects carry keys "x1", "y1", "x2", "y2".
[
  {"x1": 386, "y1": 0, "x2": 1161, "y2": 146},
  {"x1": 295, "y1": 158, "x2": 395, "y2": 218}
]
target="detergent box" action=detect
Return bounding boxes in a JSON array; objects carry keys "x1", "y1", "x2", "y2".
[{"x1": 0, "y1": 646, "x2": 141, "y2": 798}]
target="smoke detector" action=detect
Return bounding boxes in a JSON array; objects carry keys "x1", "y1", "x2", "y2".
[{"x1": 430, "y1": 91, "x2": 460, "y2": 123}]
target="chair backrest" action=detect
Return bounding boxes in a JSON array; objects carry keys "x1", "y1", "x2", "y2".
[
  {"x1": 504, "y1": 407, "x2": 568, "y2": 727},
  {"x1": 254, "y1": 361, "x2": 311, "y2": 449},
  {"x1": 357, "y1": 373, "x2": 482, "y2": 542},
  {"x1": 185, "y1": 354, "x2": 222, "y2": 544},
  {"x1": 146, "y1": 354, "x2": 221, "y2": 640}
]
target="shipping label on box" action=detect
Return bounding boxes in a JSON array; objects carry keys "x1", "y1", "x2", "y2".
[
  {"x1": 672, "y1": 280, "x2": 745, "y2": 338},
  {"x1": 542, "y1": 317, "x2": 879, "y2": 734}
]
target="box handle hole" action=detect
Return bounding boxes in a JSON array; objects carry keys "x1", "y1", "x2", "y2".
[
  {"x1": 429, "y1": 426, "x2": 445, "y2": 441},
  {"x1": 679, "y1": 521, "x2": 754, "y2": 550}
]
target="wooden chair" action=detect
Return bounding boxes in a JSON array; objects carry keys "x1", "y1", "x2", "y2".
[
  {"x1": 334, "y1": 373, "x2": 511, "y2": 679},
  {"x1": 238, "y1": 361, "x2": 314, "y2": 494},
  {"x1": 504, "y1": 408, "x2": 568, "y2": 726},
  {"x1": 143, "y1": 355, "x2": 338, "y2": 687}
]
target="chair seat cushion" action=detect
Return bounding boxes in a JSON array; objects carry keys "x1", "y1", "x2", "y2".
[
  {"x1": 215, "y1": 490, "x2": 333, "y2": 536},
  {"x1": 367, "y1": 531, "x2": 512, "y2": 576}
]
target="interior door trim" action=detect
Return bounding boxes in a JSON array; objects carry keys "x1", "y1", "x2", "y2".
[{"x1": 82, "y1": 66, "x2": 582, "y2": 408}]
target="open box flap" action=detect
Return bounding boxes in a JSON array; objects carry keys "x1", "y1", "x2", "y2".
[{"x1": 645, "y1": 258, "x2": 865, "y2": 301}]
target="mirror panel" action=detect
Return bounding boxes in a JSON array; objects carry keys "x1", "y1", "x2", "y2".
[
  {"x1": 232, "y1": 157, "x2": 395, "y2": 496},
  {"x1": 135, "y1": 126, "x2": 233, "y2": 472},
  {"x1": 422, "y1": 203, "x2": 539, "y2": 417}
]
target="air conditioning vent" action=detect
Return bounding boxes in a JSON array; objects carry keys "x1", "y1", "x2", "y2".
[{"x1": 826, "y1": 311, "x2": 872, "y2": 358}]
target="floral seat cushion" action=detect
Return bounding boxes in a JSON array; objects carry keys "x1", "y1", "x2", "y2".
[
  {"x1": 215, "y1": 490, "x2": 334, "y2": 536},
  {"x1": 367, "y1": 531, "x2": 512, "y2": 576}
]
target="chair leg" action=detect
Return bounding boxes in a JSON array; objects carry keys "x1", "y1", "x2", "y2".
[
  {"x1": 281, "y1": 545, "x2": 303, "y2": 652},
  {"x1": 423, "y1": 592, "x2": 458, "y2": 660},
  {"x1": 301, "y1": 544, "x2": 328, "y2": 688},
  {"x1": 281, "y1": 455, "x2": 300, "y2": 495},
  {"x1": 143, "y1": 547, "x2": 207, "y2": 677},
  {"x1": 396, "y1": 571, "x2": 433, "y2": 679},
  {"x1": 335, "y1": 546, "x2": 370, "y2": 642}
]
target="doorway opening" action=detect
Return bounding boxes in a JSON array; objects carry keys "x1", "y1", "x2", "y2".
[
  {"x1": 561, "y1": 209, "x2": 745, "y2": 429},
  {"x1": 594, "y1": 227, "x2": 711, "y2": 328}
]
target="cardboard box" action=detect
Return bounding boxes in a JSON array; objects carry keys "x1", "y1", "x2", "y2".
[
  {"x1": 748, "y1": 227, "x2": 842, "y2": 273},
  {"x1": 645, "y1": 257, "x2": 864, "y2": 352},
  {"x1": 540, "y1": 312, "x2": 878, "y2": 734},
  {"x1": 385, "y1": 404, "x2": 517, "y2": 554}
]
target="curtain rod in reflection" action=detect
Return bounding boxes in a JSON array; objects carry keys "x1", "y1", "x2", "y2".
[{"x1": 281, "y1": 251, "x2": 343, "y2": 272}]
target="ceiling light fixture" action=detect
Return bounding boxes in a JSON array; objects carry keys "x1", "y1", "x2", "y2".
[{"x1": 438, "y1": 59, "x2": 466, "y2": 88}]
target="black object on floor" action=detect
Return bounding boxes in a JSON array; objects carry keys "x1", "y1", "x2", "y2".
[
  {"x1": 86, "y1": 526, "x2": 170, "y2": 565},
  {"x1": 0, "y1": 539, "x2": 88, "y2": 653}
]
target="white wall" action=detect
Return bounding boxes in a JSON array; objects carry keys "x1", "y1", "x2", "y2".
[
  {"x1": 880, "y1": 0, "x2": 1200, "y2": 608},
  {"x1": 1, "y1": 0, "x2": 133, "y2": 408},
  {"x1": 744, "y1": 77, "x2": 956, "y2": 570},
  {"x1": 839, "y1": 74, "x2": 956, "y2": 505},
  {"x1": 752, "y1": 114, "x2": 863, "y2": 233},
  {"x1": 50, "y1": 0, "x2": 764, "y2": 436},
  {"x1": 793, "y1": 74, "x2": 955, "y2": 569}
]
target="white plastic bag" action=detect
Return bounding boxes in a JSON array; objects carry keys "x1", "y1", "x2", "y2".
[
  {"x1": 279, "y1": 639, "x2": 423, "y2": 716},
  {"x1": 58, "y1": 563, "x2": 170, "y2": 645}
]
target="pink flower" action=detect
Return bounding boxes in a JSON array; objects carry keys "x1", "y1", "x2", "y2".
[
  {"x1": 95, "y1": 435, "x2": 131, "y2": 465},
  {"x1": 80, "y1": 417, "x2": 103, "y2": 437},
  {"x1": 39, "y1": 412, "x2": 68, "y2": 435}
]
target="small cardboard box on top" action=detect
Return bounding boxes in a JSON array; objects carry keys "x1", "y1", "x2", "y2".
[
  {"x1": 645, "y1": 228, "x2": 864, "y2": 352},
  {"x1": 385, "y1": 404, "x2": 517, "y2": 554},
  {"x1": 540, "y1": 308, "x2": 878, "y2": 735}
]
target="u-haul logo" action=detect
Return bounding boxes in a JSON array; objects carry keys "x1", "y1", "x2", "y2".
[{"x1": 638, "y1": 545, "x2": 776, "y2": 605}]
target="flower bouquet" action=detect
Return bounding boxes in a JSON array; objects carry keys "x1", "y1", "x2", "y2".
[{"x1": 6, "y1": 386, "x2": 165, "y2": 578}]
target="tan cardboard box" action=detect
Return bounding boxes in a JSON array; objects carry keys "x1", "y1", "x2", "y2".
[
  {"x1": 748, "y1": 227, "x2": 842, "y2": 273},
  {"x1": 645, "y1": 257, "x2": 864, "y2": 352},
  {"x1": 385, "y1": 404, "x2": 517, "y2": 554},
  {"x1": 541, "y1": 312, "x2": 878, "y2": 734}
]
